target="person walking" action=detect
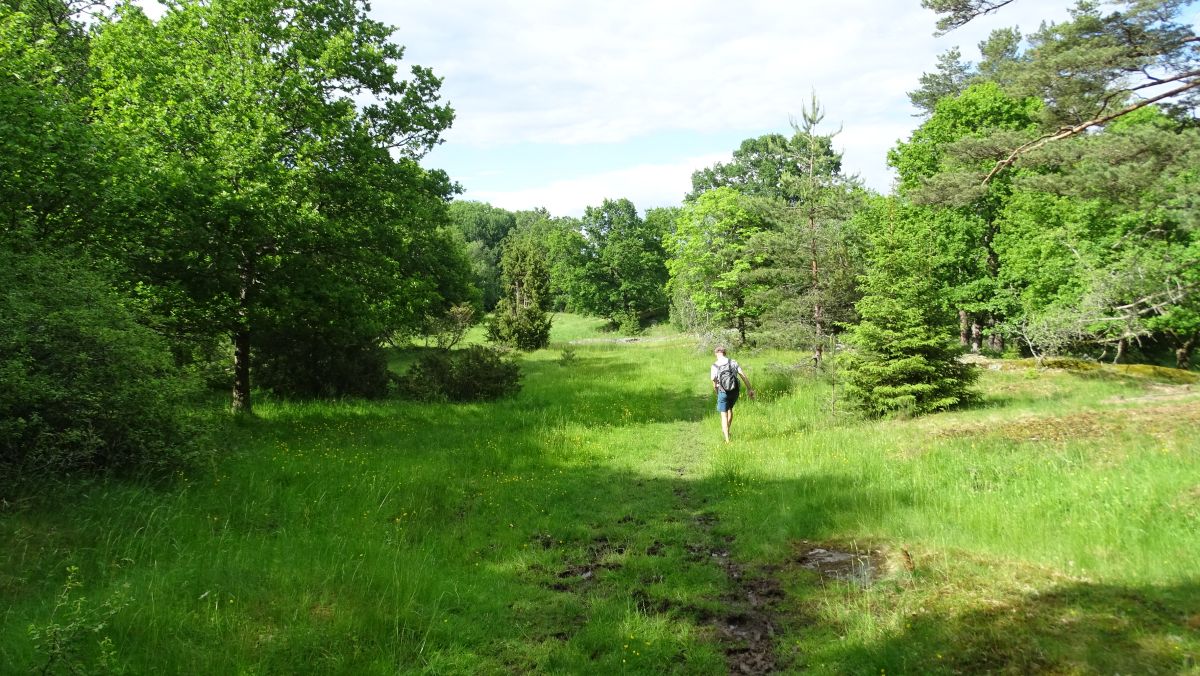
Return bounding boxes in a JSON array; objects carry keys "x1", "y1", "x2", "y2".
[{"x1": 711, "y1": 346, "x2": 754, "y2": 443}]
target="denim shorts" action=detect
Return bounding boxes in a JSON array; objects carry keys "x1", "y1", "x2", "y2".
[{"x1": 716, "y1": 388, "x2": 739, "y2": 412}]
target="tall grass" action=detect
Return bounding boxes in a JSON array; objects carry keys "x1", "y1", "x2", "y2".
[{"x1": 2, "y1": 318, "x2": 1197, "y2": 673}]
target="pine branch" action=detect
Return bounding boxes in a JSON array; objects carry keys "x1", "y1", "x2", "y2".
[
  {"x1": 925, "y1": 0, "x2": 1019, "y2": 35},
  {"x1": 982, "y1": 71, "x2": 1200, "y2": 184}
]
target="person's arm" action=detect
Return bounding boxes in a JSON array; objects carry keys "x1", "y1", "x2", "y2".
[{"x1": 738, "y1": 368, "x2": 755, "y2": 398}]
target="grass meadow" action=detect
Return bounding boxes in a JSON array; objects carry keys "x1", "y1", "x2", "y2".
[{"x1": 2, "y1": 313, "x2": 1198, "y2": 674}]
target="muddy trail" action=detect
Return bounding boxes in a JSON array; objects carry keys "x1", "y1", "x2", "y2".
[
  {"x1": 670, "y1": 462, "x2": 786, "y2": 674},
  {"x1": 662, "y1": 428, "x2": 791, "y2": 674},
  {"x1": 654, "y1": 430, "x2": 887, "y2": 673},
  {"x1": 527, "y1": 423, "x2": 794, "y2": 672},
  {"x1": 525, "y1": 416, "x2": 891, "y2": 673}
]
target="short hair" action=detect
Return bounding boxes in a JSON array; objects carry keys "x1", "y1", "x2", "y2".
[{"x1": 714, "y1": 345, "x2": 727, "y2": 355}]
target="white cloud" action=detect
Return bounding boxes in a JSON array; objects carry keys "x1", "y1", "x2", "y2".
[
  {"x1": 375, "y1": 0, "x2": 1086, "y2": 212},
  {"x1": 132, "y1": 0, "x2": 1088, "y2": 213},
  {"x1": 467, "y1": 153, "x2": 731, "y2": 217},
  {"x1": 381, "y1": 0, "x2": 1079, "y2": 148}
]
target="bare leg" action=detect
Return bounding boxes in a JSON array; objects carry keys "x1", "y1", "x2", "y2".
[{"x1": 721, "y1": 409, "x2": 733, "y2": 442}]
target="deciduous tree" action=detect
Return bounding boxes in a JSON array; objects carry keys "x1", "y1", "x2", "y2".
[
  {"x1": 89, "y1": 0, "x2": 459, "y2": 412},
  {"x1": 667, "y1": 187, "x2": 768, "y2": 343},
  {"x1": 569, "y1": 198, "x2": 668, "y2": 331}
]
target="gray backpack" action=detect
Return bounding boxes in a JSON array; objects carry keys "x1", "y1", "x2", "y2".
[{"x1": 715, "y1": 361, "x2": 739, "y2": 392}]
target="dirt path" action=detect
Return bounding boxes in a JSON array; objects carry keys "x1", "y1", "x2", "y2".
[{"x1": 667, "y1": 427, "x2": 786, "y2": 674}]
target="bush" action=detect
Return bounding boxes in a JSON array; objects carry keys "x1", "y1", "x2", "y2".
[
  {"x1": 486, "y1": 298, "x2": 552, "y2": 351},
  {"x1": 395, "y1": 345, "x2": 521, "y2": 402},
  {"x1": 0, "y1": 249, "x2": 204, "y2": 477},
  {"x1": 253, "y1": 329, "x2": 391, "y2": 399},
  {"x1": 422, "y1": 303, "x2": 478, "y2": 350},
  {"x1": 614, "y1": 309, "x2": 643, "y2": 335},
  {"x1": 558, "y1": 345, "x2": 578, "y2": 367},
  {"x1": 28, "y1": 566, "x2": 130, "y2": 675}
]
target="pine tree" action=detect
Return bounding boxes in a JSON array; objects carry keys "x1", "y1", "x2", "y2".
[
  {"x1": 488, "y1": 234, "x2": 552, "y2": 350},
  {"x1": 841, "y1": 199, "x2": 978, "y2": 417}
]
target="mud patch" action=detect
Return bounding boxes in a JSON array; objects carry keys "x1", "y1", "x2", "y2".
[
  {"x1": 547, "y1": 536, "x2": 625, "y2": 591},
  {"x1": 676, "y1": 495, "x2": 785, "y2": 674},
  {"x1": 709, "y1": 563, "x2": 786, "y2": 674},
  {"x1": 793, "y1": 541, "x2": 887, "y2": 588},
  {"x1": 714, "y1": 610, "x2": 777, "y2": 674}
]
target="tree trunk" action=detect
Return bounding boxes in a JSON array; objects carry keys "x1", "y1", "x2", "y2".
[
  {"x1": 735, "y1": 294, "x2": 746, "y2": 344},
  {"x1": 232, "y1": 328, "x2": 252, "y2": 415},
  {"x1": 981, "y1": 219, "x2": 1002, "y2": 353},
  {"x1": 810, "y1": 218, "x2": 823, "y2": 368},
  {"x1": 1176, "y1": 336, "x2": 1195, "y2": 371},
  {"x1": 959, "y1": 311, "x2": 983, "y2": 353},
  {"x1": 1113, "y1": 339, "x2": 1126, "y2": 365},
  {"x1": 231, "y1": 259, "x2": 254, "y2": 415},
  {"x1": 986, "y1": 316, "x2": 1004, "y2": 353}
]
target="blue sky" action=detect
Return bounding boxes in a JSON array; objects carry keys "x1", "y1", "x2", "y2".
[{"x1": 374, "y1": 0, "x2": 1096, "y2": 216}]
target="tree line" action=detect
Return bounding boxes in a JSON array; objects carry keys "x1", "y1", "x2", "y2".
[
  {"x1": 465, "y1": 0, "x2": 1199, "y2": 417},
  {"x1": 3, "y1": 0, "x2": 1197, "y2": 477}
]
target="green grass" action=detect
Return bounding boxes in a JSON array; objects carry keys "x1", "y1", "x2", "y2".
[{"x1": 3, "y1": 316, "x2": 1198, "y2": 673}]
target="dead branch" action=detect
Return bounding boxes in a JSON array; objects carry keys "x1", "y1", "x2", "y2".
[{"x1": 982, "y1": 71, "x2": 1200, "y2": 184}]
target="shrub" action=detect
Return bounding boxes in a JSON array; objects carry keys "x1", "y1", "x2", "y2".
[
  {"x1": 395, "y1": 345, "x2": 521, "y2": 402},
  {"x1": 486, "y1": 298, "x2": 552, "y2": 351},
  {"x1": 253, "y1": 329, "x2": 391, "y2": 399},
  {"x1": 28, "y1": 566, "x2": 130, "y2": 675},
  {"x1": 558, "y1": 345, "x2": 578, "y2": 367},
  {"x1": 423, "y1": 303, "x2": 478, "y2": 350},
  {"x1": 0, "y1": 249, "x2": 204, "y2": 477},
  {"x1": 614, "y1": 309, "x2": 643, "y2": 335}
]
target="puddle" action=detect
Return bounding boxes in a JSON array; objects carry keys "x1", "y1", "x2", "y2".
[{"x1": 794, "y1": 542, "x2": 886, "y2": 587}]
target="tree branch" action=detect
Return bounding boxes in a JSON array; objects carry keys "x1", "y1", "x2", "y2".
[
  {"x1": 1111, "y1": 279, "x2": 1198, "y2": 316},
  {"x1": 927, "y1": 0, "x2": 1019, "y2": 35},
  {"x1": 982, "y1": 71, "x2": 1200, "y2": 184}
]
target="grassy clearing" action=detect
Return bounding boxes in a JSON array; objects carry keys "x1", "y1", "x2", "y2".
[{"x1": 2, "y1": 317, "x2": 1198, "y2": 673}]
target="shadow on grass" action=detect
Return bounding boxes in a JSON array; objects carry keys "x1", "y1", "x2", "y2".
[
  {"x1": 242, "y1": 352, "x2": 709, "y2": 432},
  {"x1": 6, "y1": 418, "x2": 1194, "y2": 674},
  {"x1": 8, "y1": 349, "x2": 1193, "y2": 673},
  {"x1": 380, "y1": 467, "x2": 906, "y2": 674},
  {"x1": 829, "y1": 578, "x2": 1199, "y2": 674}
]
